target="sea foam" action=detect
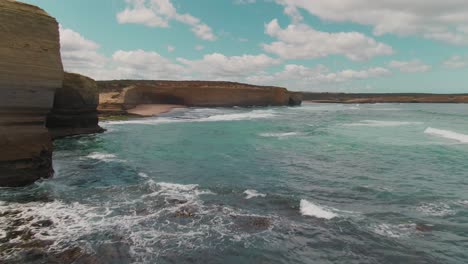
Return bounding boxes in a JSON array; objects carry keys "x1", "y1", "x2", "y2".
[
  {"x1": 300, "y1": 200, "x2": 337, "y2": 219},
  {"x1": 244, "y1": 189, "x2": 267, "y2": 199},
  {"x1": 259, "y1": 132, "x2": 305, "y2": 138},
  {"x1": 345, "y1": 120, "x2": 423, "y2": 127},
  {"x1": 424, "y1": 127, "x2": 468, "y2": 143}
]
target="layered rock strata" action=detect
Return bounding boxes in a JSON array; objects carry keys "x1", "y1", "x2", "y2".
[
  {"x1": 46, "y1": 73, "x2": 104, "y2": 139},
  {"x1": 0, "y1": 0, "x2": 63, "y2": 187},
  {"x1": 98, "y1": 80, "x2": 302, "y2": 115}
]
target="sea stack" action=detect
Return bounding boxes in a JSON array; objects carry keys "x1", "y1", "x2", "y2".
[
  {"x1": 0, "y1": 0, "x2": 63, "y2": 186},
  {"x1": 46, "y1": 72, "x2": 104, "y2": 139}
]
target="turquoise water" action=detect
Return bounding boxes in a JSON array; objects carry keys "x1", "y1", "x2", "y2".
[{"x1": 1, "y1": 103, "x2": 468, "y2": 263}]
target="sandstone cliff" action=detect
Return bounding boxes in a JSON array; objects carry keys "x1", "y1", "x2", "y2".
[
  {"x1": 0, "y1": 0, "x2": 63, "y2": 186},
  {"x1": 46, "y1": 73, "x2": 104, "y2": 139},
  {"x1": 303, "y1": 93, "x2": 468, "y2": 104},
  {"x1": 98, "y1": 80, "x2": 302, "y2": 115}
]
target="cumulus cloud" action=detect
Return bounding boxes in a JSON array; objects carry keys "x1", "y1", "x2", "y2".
[
  {"x1": 443, "y1": 55, "x2": 468, "y2": 69},
  {"x1": 178, "y1": 53, "x2": 280, "y2": 78},
  {"x1": 388, "y1": 60, "x2": 432, "y2": 73},
  {"x1": 59, "y1": 26, "x2": 108, "y2": 77},
  {"x1": 117, "y1": 0, "x2": 216, "y2": 41},
  {"x1": 262, "y1": 19, "x2": 393, "y2": 61},
  {"x1": 275, "y1": 0, "x2": 468, "y2": 45},
  {"x1": 247, "y1": 64, "x2": 391, "y2": 90}
]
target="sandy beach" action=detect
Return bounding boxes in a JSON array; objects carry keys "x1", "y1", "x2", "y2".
[{"x1": 126, "y1": 104, "x2": 186, "y2": 117}]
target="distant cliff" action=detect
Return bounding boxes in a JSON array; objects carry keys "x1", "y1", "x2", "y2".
[
  {"x1": 46, "y1": 73, "x2": 104, "y2": 139},
  {"x1": 302, "y1": 93, "x2": 468, "y2": 103},
  {"x1": 0, "y1": 0, "x2": 63, "y2": 186},
  {"x1": 97, "y1": 80, "x2": 302, "y2": 115}
]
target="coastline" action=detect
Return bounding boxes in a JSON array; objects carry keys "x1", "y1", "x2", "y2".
[{"x1": 126, "y1": 104, "x2": 187, "y2": 117}]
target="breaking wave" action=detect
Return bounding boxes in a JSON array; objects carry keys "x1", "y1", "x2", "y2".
[
  {"x1": 244, "y1": 190, "x2": 267, "y2": 199},
  {"x1": 345, "y1": 120, "x2": 423, "y2": 127},
  {"x1": 424, "y1": 127, "x2": 468, "y2": 143},
  {"x1": 299, "y1": 200, "x2": 338, "y2": 220}
]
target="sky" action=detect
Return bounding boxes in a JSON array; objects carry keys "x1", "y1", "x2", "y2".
[{"x1": 22, "y1": 0, "x2": 468, "y2": 93}]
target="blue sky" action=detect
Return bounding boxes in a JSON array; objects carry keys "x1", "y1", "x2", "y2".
[{"x1": 22, "y1": 0, "x2": 468, "y2": 93}]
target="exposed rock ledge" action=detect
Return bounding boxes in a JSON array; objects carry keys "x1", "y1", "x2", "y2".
[
  {"x1": 97, "y1": 80, "x2": 302, "y2": 116},
  {"x1": 46, "y1": 72, "x2": 104, "y2": 139},
  {"x1": 0, "y1": 0, "x2": 63, "y2": 187}
]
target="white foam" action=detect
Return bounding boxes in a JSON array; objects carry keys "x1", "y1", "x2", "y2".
[
  {"x1": 199, "y1": 110, "x2": 276, "y2": 122},
  {"x1": 259, "y1": 132, "x2": 305, "y2": 138},
  {"x1": 417, "y1": 202, "x2": 455, "y2": 216},
  {"x1": 424, "y1": 127, "x2": 468, "y2": 143},
  {"x1": 299, "y1": 199, "x2": 338, "y2": 220},
  {"x1": 138, "y1": 172, "x2": 149, "y2": 178},
  {"x1": 86, "y1": 152, "x2": 124, "y2": 162},
  {"x1": 244, "y1": 189, "x2": 267, "y2": 199},
  {"x1": 373, "y1": 223, "x2": 416, "y2": 238},
  {"x1": 345, "y1": 120, "x2": 423, "y2": 127}
]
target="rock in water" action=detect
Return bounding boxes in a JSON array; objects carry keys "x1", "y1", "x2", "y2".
[
  {"x1": 46, "y1": 72, "x2": 104, "y2": 139},
  {"x1": 0, "y1": 0, "x2": 63, "y2": 187}
]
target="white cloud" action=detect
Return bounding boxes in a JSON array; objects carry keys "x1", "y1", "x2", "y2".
[
  {"x1": 262, "y1": 19, "x2": 393, "y2": 61},
  {"x1": 178, "y1": 53, "x2": 280, "y2": 78},
  {"x1": 275, "y1": 0, "x2": 468, "y2": 45},
  {"x1": 388, "y1": 60, "x2": 432, "y2": 73},
  {"x1": 117, "y1": 0, "x2": 216, "y2": 41},
  {"x1": 167, "y1": 45, "x2": 175, "y2": 52},
  {"x1": 247, "y1": 64, "x2": 391, "y2": 90},
  {"x1": 59, "y1": 26, "x2": 108, "y2": 77},
  {"x1": 443, "y1": 55, "x2": 468, "y2": 69}
]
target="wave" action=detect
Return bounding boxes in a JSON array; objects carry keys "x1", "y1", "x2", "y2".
[
  {"x1": 104, "y1": 109, "x2": 276, "y2": 126},
  {"x1": 424, "y1": 127, "x2": 468, "y2": 143},
  {"x1": 345, "y1": 120, "x2": 423, "y2": 127},
  {"x1": 244, "y1": 189, "x2": 267, "y2": 199},
  {"x1": 299, "y1": 200, "x2": 338, "y2": 220},
  {"x1": 86, "y1": 152, "x2": 124, "y2": 162},
  {"x1": 259, "y1": 132, "x2": 305, "y2": 138},
  {"x1": 417, "y1": 202, "x2": 455, "y2": 217},
  {"x1": 373, "y1": 223, "x2": 417, "y2": 238}
]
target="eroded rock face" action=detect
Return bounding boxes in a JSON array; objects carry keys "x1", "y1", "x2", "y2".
[
  {"x1": 98, "y1": 80, "x2": 302, "y2": 115},
  {"x1": 0, "y1": 0, "x2": 63, "y2": 187},
  {"x1": 46, "y1": 72, "x2": 104, "y2": 139}
]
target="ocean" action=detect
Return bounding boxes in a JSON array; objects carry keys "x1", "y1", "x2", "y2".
[{"x1": 1, "y1": 103, "x2": 467, "y2": 263}]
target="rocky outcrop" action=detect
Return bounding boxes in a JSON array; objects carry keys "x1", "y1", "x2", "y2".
[
  {"x1": 303, "y1": 93, "x2": 468, "y2": 103},
  {"x1": 98, "y1": 80, "x2": 302, "y2": 115},
  {"x1": 0, "y1": 0, "x2": 63, "y2": 187},
  {"x1": 46, "y1": 72, "x2": 104, "y2": 139}
]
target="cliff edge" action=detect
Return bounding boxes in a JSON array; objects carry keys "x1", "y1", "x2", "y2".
[
  {"x1": 47, "y1": 72, "x2": 104, "y2": 139},
  {"x1": 0, "y1": 0, "x2": 63, "y2": 186},
  {"x1": 98, "y1": 80, "x2": 302, "y2": 116}
]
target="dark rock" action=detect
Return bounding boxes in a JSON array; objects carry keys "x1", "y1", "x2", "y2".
[
  {"x1": 32, "y1": 219, "x2": 54, "y2": 228},
  {"x1": 47, "y1": 72, "x2": 105, "y2": 139}
]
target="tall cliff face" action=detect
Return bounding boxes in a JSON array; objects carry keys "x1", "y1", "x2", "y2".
[
  {"x1": 47, "y1": 73, "x2": 104, "y2": 139},
  {"x1": 0, "y1": 0, "x2": 63, "y2": 186},
  {"x1": 98, "y1": 81, "x2": 302, "y2": 115}
]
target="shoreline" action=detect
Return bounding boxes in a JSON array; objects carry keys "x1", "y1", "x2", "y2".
[{"x1": 126, "y1": 104, "x2": 187, "y2": 117}]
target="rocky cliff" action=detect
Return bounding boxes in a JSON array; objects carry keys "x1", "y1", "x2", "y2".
[
  {"x1": 0, "y1": 0, "x2": 63, "y2": 186},
  {"x1": 303, "y1": 93, "x2": 468, "y2": 103},
  {"x1": 47, "y1": 72, "x2": 104, "y2": 139},
  {"x1": 98, "y1": 80, "x2": 302, "y2": 115}
]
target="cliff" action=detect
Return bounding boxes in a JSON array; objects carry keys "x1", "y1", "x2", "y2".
[
  {"x1": 97, "y1": 80, "x2": 302, "y2": 115},
  {"x1": 46, "y1": 72, "x2": 104, "y2": 139},
  {"x1": 0, "y1": 0, "x2": 63, "y2": 187},
  {"x1": 303, "y1": 93, "x2": 468, "y2": 103}
]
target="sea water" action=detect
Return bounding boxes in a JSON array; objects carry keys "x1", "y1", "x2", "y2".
[{"x1": 1, "y1": 103, "x2": 467, "y2": 263}]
